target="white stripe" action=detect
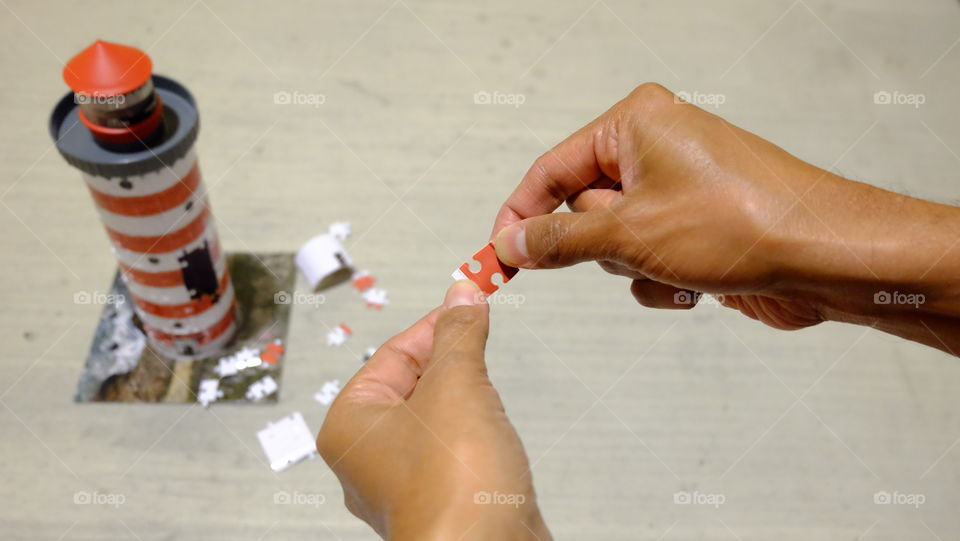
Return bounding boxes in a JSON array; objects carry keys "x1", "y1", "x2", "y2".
[
  {"x1": 122, "y1": 252, "x2": 228, "y2": 304},
  {"x1": 83, "y1": 148, "x2": 197, "y2": 197},
  {"x1": 97, "y1": 196, "x2": 208, "y2": 237},
  {"x1": 112, "y1": 221, "x2": 220, "y2": 272},
  {"x1": 97, "y1": 195, "x2": 207, "y2": 237},
  {"x1": 148, "y1": 320, "x2": 237, "y2": 360},
  {"x1": 135, "y1": 280, "x2": 235, "y2": 334}
]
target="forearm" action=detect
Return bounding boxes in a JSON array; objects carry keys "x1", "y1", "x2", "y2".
[{"x1": 774, "y1": 174, "x2": 960, "y2": 353}]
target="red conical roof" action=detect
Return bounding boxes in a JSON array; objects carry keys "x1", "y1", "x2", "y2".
[{"x1": 63, "y1": 40, "x2": 152, "y2": 97}]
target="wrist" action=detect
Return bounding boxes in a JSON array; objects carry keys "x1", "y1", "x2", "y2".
[
  {"x1": 388, "y1": 488, "x2": 550, "y2": 541},
  {"x1": 770, "y1": 175, "x2": 960, "y2": 349}
]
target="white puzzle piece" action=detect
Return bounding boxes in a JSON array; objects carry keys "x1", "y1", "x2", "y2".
[
  {"x1": 256, "y1": 412, "x2": 317, "y2": 472},
  {"x1": 246, "y1": 375, "x2": 278, "y2": 401},
  {"x1": 313, "y1": 380, "x2": 342, "y2": 406}
]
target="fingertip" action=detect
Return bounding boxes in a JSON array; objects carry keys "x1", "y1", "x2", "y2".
[
  {"x1": 494, "y1": 222, "x2": 529, "y2": 267},
  {"x1": 445, "y1": 279, "x2": 484, "y2": 308}
]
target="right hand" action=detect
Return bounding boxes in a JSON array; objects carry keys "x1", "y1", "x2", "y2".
[{"x1": 491, "y1": 83, "x2": 960, "y2": 351}]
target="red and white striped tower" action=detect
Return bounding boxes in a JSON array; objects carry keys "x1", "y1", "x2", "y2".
[{"x1": 50, "y1": 40, "x2": 236, "y2": 359}]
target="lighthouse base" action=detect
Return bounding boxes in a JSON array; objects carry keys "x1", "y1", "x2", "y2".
[{"x1": 75, "y1": 251, "x2": 296, "y2": 404}]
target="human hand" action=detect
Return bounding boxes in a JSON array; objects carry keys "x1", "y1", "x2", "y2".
[
  {"x1": 316, "y1": 280, "x2": 551, "y2": 540},
  {"x1": 491, "y1": 83, "x2": 960, "y2": 352}
]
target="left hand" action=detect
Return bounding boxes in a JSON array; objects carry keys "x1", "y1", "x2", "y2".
[{"x1": 316, "y1": 280, "x2": 551, "y2": 540}]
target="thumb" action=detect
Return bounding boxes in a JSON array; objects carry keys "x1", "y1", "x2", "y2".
[
  {"x1": 494, "y1": 209, "x2": 621, "y2": 269},
  {"x1": 418, "y1": 280, "x2": 490, "y2": 389}
]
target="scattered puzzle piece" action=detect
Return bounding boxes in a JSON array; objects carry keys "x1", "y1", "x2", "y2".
[
  {"x1": 256, "y1": 412, "x2": 317, "y2": 472},
  {"x1": 215, "y1": 346, "x2": 262, "y2": 377},
  {"x1": 197, "y1": 379, "x2": 223, "y2": 407},
  {"x1": 328, "y1": 221, "x2": 351, "y2": 242},
  {"x1": 326, "y1": 323, "x2": 352, "y2": 346},
  {"x1": 314, "y1": 380, "x2": 342, "y2": 405},
  {"x1": 246, "y1": 375, "x2": 278, "y2": 401},
  {"x1": 351, "y1": 270, "x2": 375, "y2": 292},
  {"x1": 452, "y1": 242, "x2": 518, "y2": 295},
  {"x1": 260, "y1": 341, "x2": 284, "y2": 365},
  {"x1": 362, "y1": 287, "x2": 389, "y2": 309}
]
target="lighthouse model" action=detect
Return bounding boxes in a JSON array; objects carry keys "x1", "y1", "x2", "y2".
[{"x1": 50, "y1": 40, "x2": 236, "y2": 359}]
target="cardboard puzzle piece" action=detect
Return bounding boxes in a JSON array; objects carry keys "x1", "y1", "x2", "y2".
[
  {"x1": 452, "y1": 242, "x2": 519, "y2": 295},
  {"x1": 198, "y1": 379, "x2": 223, "y2": 407},
  {"x1": 260, "y1": 341, "x2": 284, "y2": 365},
  {"x1": 313, "y1": 379, "x2": 342, "y2": 406},
  {"x1": 214, "y1": 346, "x2": 262, "y2": 377},
  {"x1": 351, "y1": 270, "x2": 375, "y2": 292},
  {"x1": 362, "y1": 287, "x2": 389, "y2": 309},
  {"x1": 326, "y1": 323, "x2": 352, "y2": 347},
  {"x1": 256, "y1": 411, "x2": 317, "y2": 472},
  {"x1": 246, "y1": 375, "x2": 278, "y2": 401},
  {"x1": 328, "y1": 221, "x2": 351, "y2": 242}
]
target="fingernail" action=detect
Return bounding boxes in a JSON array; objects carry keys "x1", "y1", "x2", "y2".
[
  {"x1": 445, "y1": 280, "x2": 482, "y2": 308},
  {"x1": 495, "y1": 223, "x2": 529, "y2": 266}
]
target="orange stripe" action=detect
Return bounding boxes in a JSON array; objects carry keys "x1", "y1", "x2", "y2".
[
  {"x1": 121, "y1": 265, "x2": 183, "y2": 287},
  {"x1": 145, "y1": 302, "x2": 236, "y2": 345},
  {"x1": 106, "y1": 205, "x2": 209, "y2": 253},
  {"x1": 119, "y1": 239, "x2": 221, "y2": 287},
  {"x1": 90, "y1": 162, "x2": 200, "y2": 217},
  {"x1": 133, "y1": 272, "x2": 229, "y2": 318}
]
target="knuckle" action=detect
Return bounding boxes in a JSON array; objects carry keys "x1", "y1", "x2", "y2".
[
  {"x1": 536, "y1": 217, "x2": 570, "y2": 267},
  {"x1": 629, "y1": 82, "x2": 671, "y2": 105}
]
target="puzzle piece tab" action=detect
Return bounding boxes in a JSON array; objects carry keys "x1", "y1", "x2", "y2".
[
  {"x1": 362, "y1": 287, "x2": 389, "y2": 309},
  {"x1": 452, "y1": 242, "x2": 519, "y2": 295},
  {"x1": 326, "y1": 323, "x2": 352, "y2": 347}
]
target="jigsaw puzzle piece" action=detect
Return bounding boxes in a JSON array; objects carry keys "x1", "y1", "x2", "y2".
[{"x1": 452, "y1": 242, "x2": 519, "y2": 295}]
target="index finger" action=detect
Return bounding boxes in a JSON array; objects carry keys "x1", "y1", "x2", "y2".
[{"x1": 489, "y1": 119, "x2": 607, "y2": 239}]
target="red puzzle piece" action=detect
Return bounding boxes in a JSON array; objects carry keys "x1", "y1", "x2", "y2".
[{"x1": 454, "y1": 242, "x2": 518, "y2": 295}]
